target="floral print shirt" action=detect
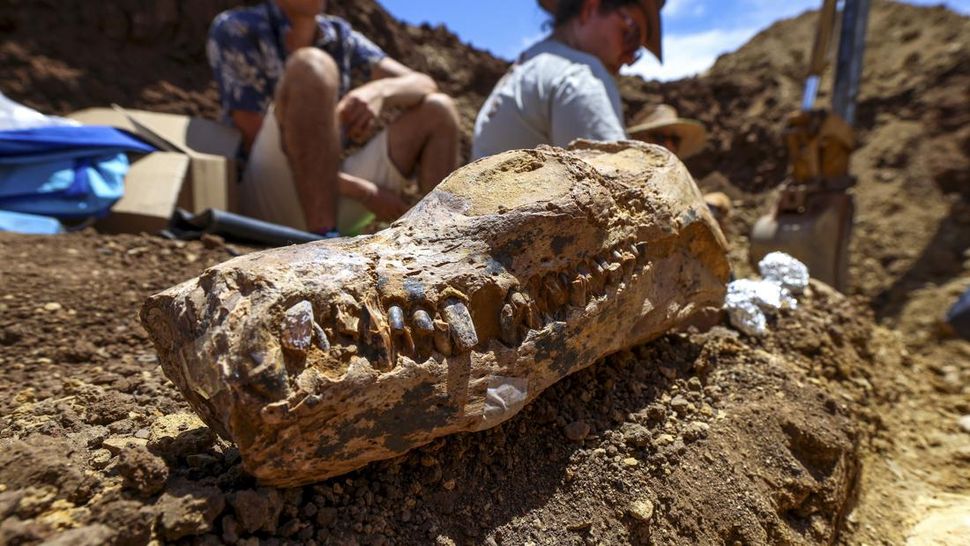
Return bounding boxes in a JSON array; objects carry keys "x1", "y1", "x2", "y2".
[{"x1": 207, "y1": 1, "x2": 386, "y2": 123}]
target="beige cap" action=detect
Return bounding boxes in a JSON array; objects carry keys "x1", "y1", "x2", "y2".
[
  {"x1": 627, "y1": 104, "x2": 708, "y2": 159},
  {"x1": 538, "y1": 0, "x2": 664, "y2": 62}
]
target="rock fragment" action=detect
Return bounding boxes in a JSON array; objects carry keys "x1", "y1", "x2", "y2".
[{"x1": 564, "y1": 421, "x2": 592, "y2": 442}]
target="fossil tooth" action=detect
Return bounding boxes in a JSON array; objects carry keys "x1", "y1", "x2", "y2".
[
  {"x1": 312, "y1": 321, "x2": 330, "y2": 352},
  {"x1": 432, "y1": 319, "x2": 453, "y2": 356},
  {"x1": 569, "y1": 277, "x2": 587, "y2": 307},
  {"x1": 499, "y1": 303, "x2": 518, "y2": 346},
  {"x1": 558, "y1": 273, "x2": 571, "y2": 297},
  {"x1": 281, "y1": 300, "x2": 314, "y2": 353},
  {"x1": 510, "y1": 292, "x2": 528, "y2": 312},
  {"x1": 388, "y1": 305, "x2": 405, "y2": 332},
  {"x1": 441, "y1": 299, "x2": 478, "y2": 352},
  {"x1": 522, "y1": 296, "x2": 542, "y2": 329},
  {"x1": 635, "y1": 242, "x2": 648, "y2": 260},
  {"x1": 593, "y1": 258, "x2": 607, "y2": 276},
  {"x1": 629, "y1": 243, "x2": 640, "y2": 257},
  {"x1": 412, "y1": 309, "x2": 434, "y2": 333},
  {"x1": 543, "y1": 275, "x2": 567, "y2": 307},
  {"x1": 612, "y1": 249, "x2": 624, "y2": 262},
  {"x1": 588, "y1": 260, "x2": 607, "y2": 294},
  {"x1": 400, "y1": 329, "x2": 416, "y2": 355}
]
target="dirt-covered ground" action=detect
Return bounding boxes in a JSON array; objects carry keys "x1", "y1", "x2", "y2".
[{"x1": 1, "y1": 0, "x2": 968, "y2": 544}]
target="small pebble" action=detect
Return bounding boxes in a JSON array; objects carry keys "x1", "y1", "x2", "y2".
[
  {"x1": 628, "y1": 499, "x2": 654, "y2": 522},
  {"x1": 564, "y1": 420, "x2": 591, "y2": 442}
]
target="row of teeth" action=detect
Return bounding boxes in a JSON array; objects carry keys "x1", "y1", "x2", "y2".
[
  {"x1": 277, "y1": 239, "x2": 646, "y2": 362},
  {"x1": 500, "y1": 240, "x2": 645, "y2": 345},
  {"x1": 278, "y1": 297, "x2": 478, "y2": 360}
]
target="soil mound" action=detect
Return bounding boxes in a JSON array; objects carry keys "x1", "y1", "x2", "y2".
[
  {"x1": 1, "y1": 0, "x2": 968, "y2": 544},
  {"x1": 1, "y1": 231, "x2": 878, "y2": 544}
]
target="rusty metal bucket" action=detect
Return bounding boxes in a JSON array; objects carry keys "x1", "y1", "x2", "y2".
[{"x1": 750, "y1": 185, "x2": 854, "y2": 292}]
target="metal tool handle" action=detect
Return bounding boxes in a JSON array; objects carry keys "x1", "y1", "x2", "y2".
[
  {"x1": 802, "y1": 0, "x2": 839, "y2": 110},
  {"x1": 832, "y1": 0, "x2": 871, "y2": 125}
]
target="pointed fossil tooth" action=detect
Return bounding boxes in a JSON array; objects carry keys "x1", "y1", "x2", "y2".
[
  {"x1": 525, "y1": 303, "x2": 542, "y2": 329},
  {"x1": 594, "y1": 258, "x2": 607, "y2": 275},
  {"x1": 433, "y1": 320, "x2": 453, "y2": 356},
  {"x1": 388, "y1": 305, "x2": 405, "y2": 332},
  {"x1": 400, "y1": 329, "x2": 416, "y2": 355},
  {"x1": 412, "y1": 309, "x2": 434, "y2": 333},
  {"x1": 281, "y1": 300, "x2": 314, "y2": 353},
  {"x1": 612, "y1": 249, "x2": 624, "y2": 261},
  {"x1": 441, "y1": 299, "x2": 478, "y2": 352},
  {"x1": 499, "y1": 303, "x2": 518, "y2": 346},
  {"x1": 629, "y1": 243, "x2": 640, "y2": 257},
  {"x1": 510, "y1": 292, "x2": 528, "y2": 317},
  {"x1": 569, "y1": 277, "x2": 587, "y2": 307},
  {"x1": 543, "y1": 275, "x2": 567, "y2": 307},
  {"x1": 558, "y1": 273, "x2": 572, "y2": 300},
  {"x1": 312, "y1": 321, "x2": 330, "y2": 352}
]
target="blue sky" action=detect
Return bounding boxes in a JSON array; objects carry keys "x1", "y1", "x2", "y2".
[{"x1": 379, "y1": 0, "x2": 970, "y2": 81}]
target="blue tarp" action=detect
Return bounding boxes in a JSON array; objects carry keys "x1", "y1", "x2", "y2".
[
  {"x1": 0, "y1": 210, "x2": 63, "y2": 234},
  {"x1": 0, "y1": 125, "x2": 155, "y2": 220}
]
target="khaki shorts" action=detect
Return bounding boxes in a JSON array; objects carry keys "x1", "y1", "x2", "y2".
[{"x1": 240, "y1": 105, "x2": 409, "y2": 235}]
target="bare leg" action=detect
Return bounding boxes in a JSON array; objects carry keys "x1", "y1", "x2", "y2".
[
  {"x1": 386, "y1": 93, "x2": 461, "y2": 194},
  {"x1": 275, "y1": 48, "x2": 341, "y2": 232}
]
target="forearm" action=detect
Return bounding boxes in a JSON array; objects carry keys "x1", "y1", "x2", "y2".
[
  {"x1": 359, "y1": 72, "x2": 437, "y2": 110},
  {"x1": 337, "y1": 172, "x2": 408, "y2": 221},
  {"x1": 338, "y1": 171, "x2": 378, "y2": 203}
]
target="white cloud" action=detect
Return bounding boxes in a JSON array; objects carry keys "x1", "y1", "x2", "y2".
[
  {"x1": 663, "y1": 0, "x2": 705, "y2": 19},
  {"x1": 662, "y1": 0, "x2": 690, "y2": 17},
  {"x1": 622, "y1": 27, "x2": 757, "y2": 81}
]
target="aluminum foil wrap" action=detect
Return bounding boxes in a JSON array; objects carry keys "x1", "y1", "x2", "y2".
[
  {"x1": 724, "y1": 253, "x2": 808, "y2": 336},
  {"x1": 758, "y1": 251, "x2": 810, "y2": 294}
]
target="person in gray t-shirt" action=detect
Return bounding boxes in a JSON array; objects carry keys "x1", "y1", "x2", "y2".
[{"x1": 472, "y1": 0, "x2": 664, "y2": 160}]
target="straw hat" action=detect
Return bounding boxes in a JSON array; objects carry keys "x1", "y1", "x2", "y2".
[
  {"x1": 538, "y1": 0, "x2": 664, "y2": 62},
  {"x1": 627, "y1": 104, "x2": 708, "y2": 158}
]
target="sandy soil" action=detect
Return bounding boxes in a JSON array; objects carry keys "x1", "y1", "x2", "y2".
[{"x1": 0, "y1": 0, "x2": 968, "y2": 544}]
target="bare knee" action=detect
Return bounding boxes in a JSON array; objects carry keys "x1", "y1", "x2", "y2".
[
  {"x1": 279, "y1": 47, "x2": 339, "y2": 99},
  {"x1": 419, "y1": 92, "x2": 460, "y2": 132}
]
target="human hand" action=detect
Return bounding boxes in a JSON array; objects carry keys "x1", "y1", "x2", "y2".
[
  {"x1": 363, "y1": 185, "x2": 409, "y2": 221},
  {"x1": 336, "y1": 87, "x2": 383, "y2": 144}
]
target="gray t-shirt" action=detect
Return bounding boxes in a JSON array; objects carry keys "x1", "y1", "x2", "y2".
[{"x1": 471, "y1": 38, "x2": 626, "y2": 161}]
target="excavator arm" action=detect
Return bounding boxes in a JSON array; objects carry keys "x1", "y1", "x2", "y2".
[{"x1": 749, "y1": 0, "x2": 871, "y2": 292}]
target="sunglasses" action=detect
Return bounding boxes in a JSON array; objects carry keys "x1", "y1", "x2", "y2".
[{"x1": 617, "y1": 9, "x2": 647, "y2": 63}]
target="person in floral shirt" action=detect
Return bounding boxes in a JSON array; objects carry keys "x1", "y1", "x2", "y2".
[{"x1": 208, "y1": 0, "x2": 460, "y2": 235}]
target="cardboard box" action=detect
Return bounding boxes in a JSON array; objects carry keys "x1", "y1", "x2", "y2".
[
  {"x1": 68, "y1": 106, "x2": 241, "y2": 233},
  {"x1": 94, "y1": 152, "x2": 190, "y2": 233}
]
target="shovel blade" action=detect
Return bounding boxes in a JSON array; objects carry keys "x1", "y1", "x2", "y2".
[{"x1": 750, "y1": 192, "x2": 854, "y2": 292}]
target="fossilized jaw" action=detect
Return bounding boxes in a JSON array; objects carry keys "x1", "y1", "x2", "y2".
[{"x1": 140, "y1": 140, "x2": 729, "y2": 486}]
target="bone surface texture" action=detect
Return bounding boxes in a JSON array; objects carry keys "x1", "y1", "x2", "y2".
[{"x1": 141, "y1": 140, "x2": 730, "y2": 486}]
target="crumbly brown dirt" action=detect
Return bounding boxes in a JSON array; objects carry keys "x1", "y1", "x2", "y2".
[{"x1": 1, "y1": 0, "x2": 968, "y2": 544}]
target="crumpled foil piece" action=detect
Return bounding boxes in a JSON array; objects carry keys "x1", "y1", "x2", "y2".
[
  {"x1": 758, "y1": 251, "x2": 810, "y2": 294},
  {"x1": 725, "y1": 253, "x2": 808, "y2": 336}
]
